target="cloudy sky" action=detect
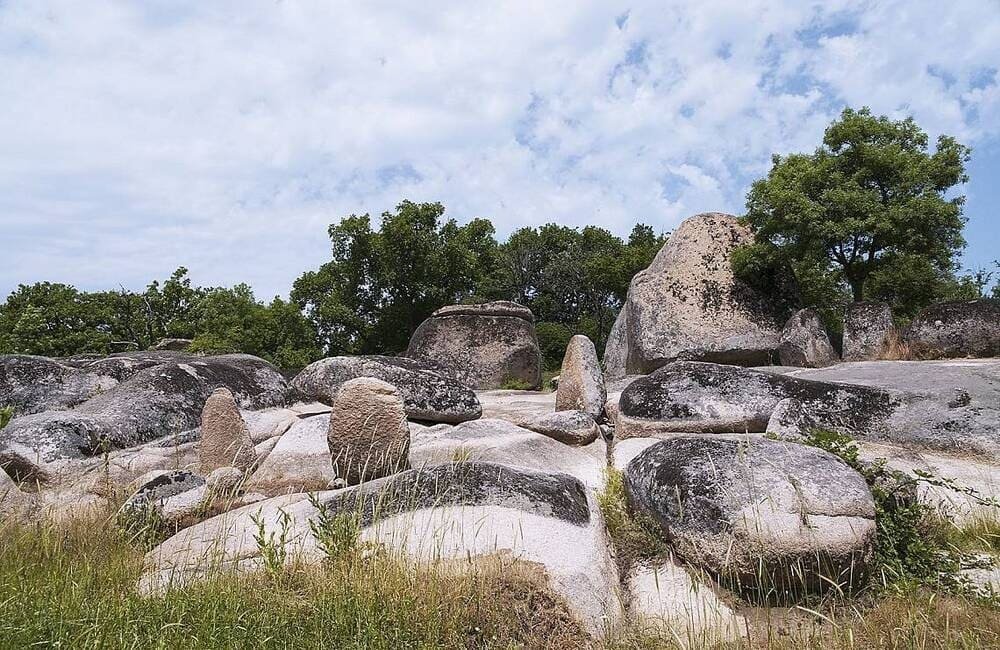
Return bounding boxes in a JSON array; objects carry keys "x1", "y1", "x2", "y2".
[{"x1": 2, "y1": 1, "x2": 999, "y2": 299}]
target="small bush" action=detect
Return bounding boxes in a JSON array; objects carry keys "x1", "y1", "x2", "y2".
[
  {"x1": 499, "y1": 377, "x2": 534, "y2": 390},
  {"x1": 0, "y1": 406, "x2": 12, "y2": 430}
]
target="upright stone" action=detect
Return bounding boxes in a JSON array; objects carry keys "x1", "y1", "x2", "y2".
[
  {"x1": 778, "y1": 308, "x2": 838, "y2": 367},
  {"x1": 602, "y1": 309, "x2": 628, "y2": 380},
  {"x1": 199, "y1": 388, "x2": 256, "y2": 474},
  {"x1": 406, "y1": 301, "x2": 542, "y2": 390},
  {"x1": 328, "y1": 377, "x2": 410, "y2": 485},
  {"x1": 556, "y1": 335, "x2": 606, "y2": 418},
  {"x1": 842, "y1": 302, "x2": 893, "y2": 361},
  {"x1": 609, "y1": 212, "x2": 796, "y2": 374}
]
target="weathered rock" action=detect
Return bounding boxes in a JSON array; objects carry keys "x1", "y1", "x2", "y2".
[
  {"x1": 617, "y1": 361, "x2": 897, "y2": 439},
  {"x1": 409, "y1": 418, "x2": 606, "y2": 490},
  {"x1": 328, "y1": 378, "x2": 410, "y2": 485},
  {"x1": 842, "y1": 301, "x2": 893, "y2": 361},
  {"x1": 555, "y1": 335, "x2": 606, "y2": 418},
  {"x1": 245, "y1": 416, "x2": 333, "y2": 494},
  {"x1": 625, "y1": 436, "x2": 876, "y2": 596},
  {"x1": 609, "y1": 213, "x2": 796, "y2": 375},
  {"x1": 120, "y1": 470, "x2": 207, "y2": 524},
  {"x1": 627, "y1": 557, "x2": 747, "y2": 643},
  {"x1": 407, "y1": 301, "x2": 542, "y2": 390},
  {"x1": 151, "y1": 338, "x2": 193, "y2": 351},
  {"x1": 0, "y1": 467, "x2": 37, "y2": 520},
  {"x1": 778, "y1": 309, "x2": 838, "y2": 368},
  {"x1": 81, "y1": 351, "x2": 195, "y2": 382},
  {"x1": 291, "y1": 356, "x2": 481, "y2": 424},
  {"x1": 141, "y1": 462, "x2": 620, "y2": 634},
  {"x1": 904, "y1": 299, "x2": 1000, "y2": 358},
  {"x1": 522, "y1": 410, "x2": 601, "y2": 446},
  {"x1": 478, "y1": 389, "x2": 556, "y2": 425},
  {"x1": 199, "y1": 388, "x2": 256, "y2": 474},
  {"x1": 206, "y1": 466, "x2": 244, "y2": 494},
  {"x1": 0, "y1": 355, "x2": 110, "y2": 415},
  {"x1": 603, "y1": 308, "x2": 629, "y2": 380},
  {"x1": 0, "y1": 355, "x2": 291, "y2": 479}
]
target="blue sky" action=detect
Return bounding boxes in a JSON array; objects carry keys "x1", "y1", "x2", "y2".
[{"x1": 1, "y1": 1, "x2": 998, "y2": 299}]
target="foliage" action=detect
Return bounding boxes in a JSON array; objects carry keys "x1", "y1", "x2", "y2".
[
  {"x1": 738, "y1": 107, "x2": 970, "y2": 319},
  {"x1": 499, "y1": 377, "x2": 534, "y2": 391},
  {"x1": 596, "y1": 468, "x2": 669, "y2": 574},
  {"x1": 796, "y1": 429, "x2": 999, "y2": 586},
  {"x1": 0, "y1": 406, "x2": 12, "y2": 430},
  {"x1": 535, "y1": 321, "x2": 575, "y2": 371},
  {"x1": 307, "y1": 493, "x2": 362, "y2": 560}
]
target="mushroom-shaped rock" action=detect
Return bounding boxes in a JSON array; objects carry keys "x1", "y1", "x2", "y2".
[
  {"x1": 292, "y1": 355, "x2": 481, "y2": 423},
  {"x1": 328, "y1": 378, "x2": 410, "y2": 485},
  {"x1": 406, "y1": 301, "x2": 542, "y2": 390},
  {"x1": 904, "y1": 299, "x2": 1000, "y2": 359},
  {"x1": 199, "y1": 388, "x2": 256, "y2": 474},
  {"x1": 555, "y1": 335, "x2": 606, "y2": 418},
  {"x1": 842, "y1": 302, "x2": 893, "y2": 361},
  {"x1": 605, "y1": 213, "x2": 796, "y2": 377},
  {"x1": 625, "y1": 436, "x2": 876, "y2": 596},
  {"x1": 778, "y1": 309, "x2": 838, "y2": 368}
]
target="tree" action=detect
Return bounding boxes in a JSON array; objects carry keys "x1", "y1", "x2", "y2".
[{"x1": 738, "y1": 107, "x2": 970, "y2": 305}]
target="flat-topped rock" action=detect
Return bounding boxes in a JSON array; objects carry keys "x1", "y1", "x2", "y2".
[
  {"x1": 291, "y1": 355, "x2": 481, "y2": 424},
  {"x1": 842, "y1": 302, "x2": 893, "y2": 361},
  {"x1": 905, "y1": 299, "x2": 1000, "y2": 358},
  {"x1": 431, "y1": 300, "x2": 534, "y2": 322},
  {"x1": 407, "y1": 302, "x2": 542, "y2": 390}
]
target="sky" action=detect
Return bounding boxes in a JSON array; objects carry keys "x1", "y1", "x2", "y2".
[{"x1": 1, "y1": 1, "x2": 999, "y2": 300}]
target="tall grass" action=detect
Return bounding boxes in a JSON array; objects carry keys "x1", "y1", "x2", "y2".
[{"x1": 0, "y1": 512, "x2": 587, "y2": 649}]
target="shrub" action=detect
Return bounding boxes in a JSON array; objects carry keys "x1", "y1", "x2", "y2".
[{"x1": 0, "y1": 406, "x2": 12, "y2": 430}]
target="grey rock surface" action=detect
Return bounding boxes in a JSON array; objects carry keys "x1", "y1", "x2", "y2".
[
  {"x1": 120, "y1": 469, "x2": 207, "y2": 523},
  {"x1": 327, "y1": 377, "x2": 410, "y2": 485},
  {"x1": 608, "y1": 213, "x2": 796, "y2": 375},
  {"x1": 842, "y1": 302, "x2": 893, "y2": 361},
  {"x1": 522, "y1": 410, "x2": 600, "y2": 446},
  {"x1": 0, "y1": 355, "x2": 111, "y2": 416},
  {"x1": 199, "y1": 388, "x2": 256, "y2": 474},
  {"x1": 904, "y1": 299, "x2": 1000, "y2": 358},
  {"x1": 778, "y1": 308, "x2": 838, "y2": 367},
  {"x1": 292, "y1": 355, "x2": 481, "y2": 424},
  {"x1": 555, "y1": 335, "x2": 606, "y2": 418},
  {"x1": 407, "y1": 301, "x2": 542, "y2": 390},
  {"x1": 625, "y1": 436, "x2": 875, "y2": 595},
  {"x1": 0, "y1": 355, "x2": 291, "y2": 478}
]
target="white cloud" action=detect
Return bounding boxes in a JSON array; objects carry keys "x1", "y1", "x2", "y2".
[{"x1": 1, "y1": 0, "x2": 998, "y2": 298}]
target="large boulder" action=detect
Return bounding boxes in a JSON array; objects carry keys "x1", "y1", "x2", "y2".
[
  {"x1": 0, "y1": 355, "x2": 292, "y2": 479},
  {"x1": 606, "y1": 213, "x2": 796, "y2": 376},
  {"x1": 327, "y1": 378, "x2": 410, "y2": 485},
  {"x1": 618, "y1": 361, "x2": 1000, "y2": 457},
  {"x1": 602, "y1": 309, "x2": 629, "y2": 380},
  {"x1": 78, "y1": 351, "x2": 195, "y2": 382},
  {"x1": 0, "y1": 355, "x2": 111, "y2": 415},
  {"x1": 521, "y1": 410, "x2": 601, "y2": 446},
  {"x1": 904, "y1": 299, "x2": 1000, "y2": 358},
  {"x1": 617, "y1": 361, "x2": 897, "y2": 439},
  {"x1": 555, "y1": 335, "x2": 606, "y2": 418},
  {"x1": 198, "y1": 388, "x2": 256, "y2": 474},
  {"x1": 291, "y1": 356, "x2": 481, "y2": 424},
  {"x1": 406, "y1": 301, "x2": 542, "y2": 390},
  {"x1": 625, "y1": 436, "x2": 876, "y2": 596},
  {"x1": 778, "y1": 309, "x2": 837, "y2": 368},
  {"x1": 141, "y1": 462, "x2": 621, "y2": 634},
  {"x1": 842, "y1": 301, "x2": 893, "y2": 361}
]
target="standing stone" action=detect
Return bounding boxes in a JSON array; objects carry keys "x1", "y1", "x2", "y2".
[
  {"x1": 199, "y1": 388, "x2": 257, "y2": 474},
  {"x1": 607, "y1": 213, "x2": 796, "y2": 375},
  {"x1": 406, "y1": 301, "x2": 542, "y2": 390},
  {"x1": 602, "y1": 309, "x2": 629, "y2": 380},
  {"x1": 556, "y1": 335, "x2": 606, "y2": 418},
  {"x1": 778, "y1": 309, "x2": 838, "y2": 367},
  {"x1": 843, "y1": 302, "x2": 893, "y2": 361},
  {"x1": 904, "y1": 299, "x2": 1000, "y2": 359},
  {"x1": 328, "y1": 378, "x2": 410, "y2": 485}
]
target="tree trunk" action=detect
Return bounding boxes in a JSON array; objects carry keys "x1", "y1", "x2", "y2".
[{"x1": 849, "y1": 276, "x2": 865, "y2": 302}]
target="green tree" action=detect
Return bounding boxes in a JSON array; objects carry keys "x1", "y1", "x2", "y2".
[{"x1": 738, "y1": 107, "x2": 970, "y2": 306}]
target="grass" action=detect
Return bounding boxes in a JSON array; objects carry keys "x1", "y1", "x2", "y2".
[
  {"x1": 597, "y1": 467, "x2": 669, "y2": 575},
  {"x1": 0, "y1": 511, "x2": 587, "y2": 649}
]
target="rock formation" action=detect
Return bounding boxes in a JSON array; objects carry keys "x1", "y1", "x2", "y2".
[
  {"x1": 555, "y1": 335, "x2": 606, "y2": 418},
  {"x1": 327, "y1": 377, "x2": 410, "y2": 485},
  {"x1": 199, "y1": 388, "x2": 256, "y2": 474},
  {"x1": 778, "y1": 308, "x2": 838, "y2": 367},
  {"x1": 905, "y1": 299, "x2": 1000, "y2": 358},
  {"x1": 842, "y1": 301, "x2": 893, "y2": 361}
]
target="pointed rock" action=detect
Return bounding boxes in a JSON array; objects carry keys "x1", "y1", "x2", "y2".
[
  {"x1": 555, "y1": 335, "x2": 606, "y2": 418},
  {"x1": 199, "y1": 388, "x2": 256, "y2": 474}
]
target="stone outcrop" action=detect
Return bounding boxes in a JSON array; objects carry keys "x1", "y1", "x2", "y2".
[
  {"x1": 199, "y1": 388, "x2": 256, "y2": 474},
  {"x1": 119, "y1": 470, "x2": 207, "y2": 525},
  {"x1": 0, "y1": 355, "x2": 110, "y2": 416},
  {"x1": 555, "y1": 335, "x2": 606, "y2": 418},
  {"x1": 521, "y1": 410, "x2": 601, "y2": 446},
  {"x1": 406, "y1": 301, "x2": 541, "y2": 390},
  {"x1": 605, "y1": 213, "x2": 796, "y2": 377},
  {"x1": 625, "y1": 436, "x2": 876, "y2": 595},
  {"x1": 327, "y1": 378, "x2": 410, "y2": 485},
  {"x1": 904, "y1": 299, "x2": 1000, "y2": 358},
  {"x1": 842, "y1": 301, "x2": 893, "y2": 361},
  {"x1": 0, "y1": 355, "x2": 291, "y2": 480},
  {"x1": 246, "y1": 416, "x2": 334, "y2": 494},
  {"x1": 140, "y1": 461, "x2": 621, "y2": 633},
  {"x1": 292, "y1": 355, "x2": 481, "y2": 423},
  {"x1": 778, "y1": 308, "x2": 838, "y2": 367}
]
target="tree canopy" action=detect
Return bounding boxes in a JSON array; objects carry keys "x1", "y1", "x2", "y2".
[{"x1": 736, "y1": 107, "x2": 972, "y2": 319}]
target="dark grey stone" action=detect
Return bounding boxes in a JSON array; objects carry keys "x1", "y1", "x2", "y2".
[
  {"x1": 905, "y1": 299, "x2": 1000, "y2": 358},
  {"x1": 0, "y1": 355, "x2": 108, "y2": 416},
  {"x1": 842, "y1": 302, "x2": 893, "y2": 361},
  {"x1": 778, "y1": 308, "x2": 838, "y2": 367}
]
